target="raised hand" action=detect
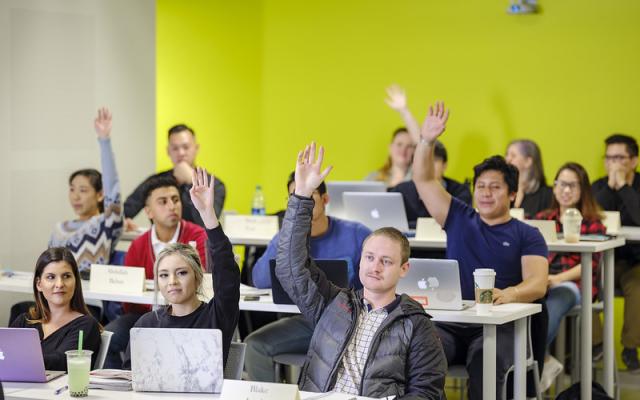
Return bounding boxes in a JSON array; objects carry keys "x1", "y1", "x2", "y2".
[
  {"x1": 420, "y1": 101, "x2": 449, "y2": 144},
  {"x1": 385, "y1": 84, "x2": 407, "y2": 111},
  {"x1": 94, "y1": 107, "x2": 112, "y2": 139},
  {"x1": 294, "y1": 142, "x2": 333, "y2": 198},
  {"x1": 174, "y1": 161, "x2": 195, "y2": 185},
  {"x1": 189, "y1": 167, "x2": 218, "y2": 229}
]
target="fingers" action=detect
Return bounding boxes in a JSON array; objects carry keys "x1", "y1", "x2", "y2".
[
  {"x1": 191, "y1": 168, "x2": 198, "y2": 188},
  {"x1": 320, "y1": 165, "x2": 333, "y2": 180},
  {"x1": 309, "y1": 142, "x2": 316, "y2": 165},
  {"x1": 316, "y1": 144, "x2": 324, "y2": 166}
]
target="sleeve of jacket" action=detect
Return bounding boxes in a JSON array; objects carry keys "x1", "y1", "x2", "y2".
[
  {"x1": 251, "y1": 234, "x2": 279, "y2": 288},
  {"x1": 275, "y1": 194, "x2": 343, "y2": 326},
  {"x1": 208, "y1": 226, "x2": 240, "y2": 366},
  {"x1": 400, "y1": 316, "x2": 447, "y2": 400},
  {"x1": 123, "y1": 175, "x2": 152, "y2": 219},
  {"x1": 618, "y1": 184, "x2": 640, "y2": 225},
  {"x1": 592, "y1": 179, "x2": 618, "y2": 211}
]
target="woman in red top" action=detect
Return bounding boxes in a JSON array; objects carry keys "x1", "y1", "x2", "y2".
[{"x1": 535, "y1": 162, "x2": 606, "y2": 389}]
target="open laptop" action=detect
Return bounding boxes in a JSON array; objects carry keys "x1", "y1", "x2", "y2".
[
  {"x1": 524, "y1": 220, "x2": 558, "y2": 242},
  {"x1": 398, "y1": 259, "x2": 474, "y2": 310},
  {"x1": 130, "y1": 328, "x2": 223, "y2": 393},
  {"x1": 269, "y1": 259, "x2": 349, "y2": 304},
  {"x1": 326, "y1": 181, "x2": 386, "y2": 219},
  {"x1": 343, "y1": 192, "x2": 410, "y2": 233},
  {"x1": 0, "y1": 328, "x2": 65, "y2": 382}
]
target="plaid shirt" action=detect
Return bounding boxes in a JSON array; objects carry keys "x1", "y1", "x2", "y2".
[
  {"x1": 535, "y1": 209, "x2": 606, "y2": 298},
  {"x1": 333, "y1": 298, "x2": 391, "y2": 395}
]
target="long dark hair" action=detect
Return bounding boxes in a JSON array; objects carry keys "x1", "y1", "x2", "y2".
[
  {"x1": 27, "y1": 248, "x2": 93, "y2": 324},
  {"x1": 544, "y1": 162, "x2": 602, "y2": 222},
  {"x1": 69, "y1": 169, "x2": 104, "y2": 213}
]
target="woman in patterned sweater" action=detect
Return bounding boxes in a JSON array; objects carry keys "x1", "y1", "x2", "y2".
[
  {"x1": 535, "y1": 162, "x2": 606, "y2": 389},
  {"x1": 49, "y1": 108, "x2": 123, "y2": 279}
]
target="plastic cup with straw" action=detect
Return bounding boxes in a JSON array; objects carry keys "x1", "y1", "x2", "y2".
[{"x1": 65, "y1": 329, "x2": 92, "y2": 397}]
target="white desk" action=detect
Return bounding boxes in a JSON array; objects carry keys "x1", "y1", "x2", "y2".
[
  {"x1": 4, "y1": 377, "x2": 375, "y2": 399},
  {"x1": 618, "y1": 226, "x2": 640, "y2": 242}
]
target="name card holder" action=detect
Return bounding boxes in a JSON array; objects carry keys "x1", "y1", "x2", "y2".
[
  {"x1": 416, "y1": 218, "x2": 447, "y2": 240},
  {"x1": 89, "y1": 264, "x2": 145, "y2": 295},
  {"x1": 223, "y1": 215, "x2": 279, "y2": 240},
  {"x1": 509, "y1": 208, "x2": 525, "y2": 221},
  {"x1": 220, "y1": 379, "x2": 300, "y2": 400}
]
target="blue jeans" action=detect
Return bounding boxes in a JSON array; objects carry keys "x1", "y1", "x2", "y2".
[
  {"x1": 244, "y1": 315, "x2": 313, "y2": 382},
  {"x1": 546, "y1": 281, "x2": 581, "y2": 346}
]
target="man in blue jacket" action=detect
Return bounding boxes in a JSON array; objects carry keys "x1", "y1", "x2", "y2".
[
  {"x1": 272, "y1": 142, "x2": 446, "y2": 399},
  {"x1": 246, "y1": 172, "x2": 371, "y2": 382}
]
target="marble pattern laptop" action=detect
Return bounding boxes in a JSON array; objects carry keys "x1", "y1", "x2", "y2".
[{"x1": 130, "y1": 328, "x2": 223, "y2": 393}]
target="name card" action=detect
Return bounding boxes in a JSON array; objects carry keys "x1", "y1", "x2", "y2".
[
  {"x1": 416, "y1": 218, "x2": 447, "y2": 240},
  {"x1": 89, "y1": 264, "x2": 145, "y2": 295},
  {"x1": 603, "y1": 211, "x2": 621, "y2": 235},
  {"x1": 223, "y1": 215, "x2": 279, "y2": 240},
  {"x1": 509, "y1": 208, "x2": 525, "y2": 221},
  {"x1": 220, "y1": 379, "x2": 300, "y2": 400}
]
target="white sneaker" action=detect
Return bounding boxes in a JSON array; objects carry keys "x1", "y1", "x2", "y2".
[{"x1": 540, "y1": 355, "x2": 564, "y2": 392}]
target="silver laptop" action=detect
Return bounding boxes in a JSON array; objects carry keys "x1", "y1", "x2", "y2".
[
  {"x1": 130, "y1": 328, "x2": 223, "y2": 393},
  {"x1": 398, "y1": 259, "x2": 474, "y2": 310},
  {"x1": 326, "y1": 181, "x2": 386, "y2": 219},
  {"x1": 524, "y1": 219, "x2": 558, "y2": 242},
  {"x1": 343, "y1": 192, "x2": 410, "y2": 232},
  {"x1": 0, "y1": 328, "x2": 65, "y2": 382}
]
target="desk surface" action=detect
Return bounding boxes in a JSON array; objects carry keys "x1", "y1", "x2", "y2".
[{"x1": 4, "y1": 377, "x2": 378, "y2": 400}]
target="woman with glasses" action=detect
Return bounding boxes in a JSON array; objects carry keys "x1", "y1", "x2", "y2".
[{"x1": 535, "y1": 162, "x2": 606, "y2": 389}]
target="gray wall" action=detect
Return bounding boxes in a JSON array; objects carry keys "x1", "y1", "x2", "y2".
[{"x1": 0, "y1": 0, "x2": 156, "y2": 326}]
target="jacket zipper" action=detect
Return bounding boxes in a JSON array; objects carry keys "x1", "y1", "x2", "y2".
[{"x1": 325, "y1": 295, "x2": 360, "y2": 392}]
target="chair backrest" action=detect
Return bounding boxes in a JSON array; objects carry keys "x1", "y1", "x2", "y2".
[
  {"x1": 224, "y1": 342, "x2": 246, "y2": 380},
  {"x1": 93, "y1": 330, "x2": 114, "y2": 370}
]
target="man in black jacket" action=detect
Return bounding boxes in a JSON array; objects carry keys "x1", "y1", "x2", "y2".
[
  {"x1": 592, "y1": 133, "x2": 640, "y2": 372},
  {"x1": 275, "y1": 142, "x2": 446, "y2": 399},
  {"x1": 390, "y1": 140, "x2": 471, "y2": 228},
  {"x1": 123, "y1": 124, "x2": 225, "y2": 230}
]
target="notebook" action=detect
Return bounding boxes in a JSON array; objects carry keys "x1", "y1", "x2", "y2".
[
  {"x1": 130, "y1": 328, "x2": 223, "y2": 393},
  {"x1": 269, "y1": 259, "x2": 349, "y2": 304},
  {"x1": 325, "y1": 181, "x2": 386, "y2": 219},
  {"x1": 342, "y1": 192, "x2": 410, "y2": 232},
  {"x1": 0, "y1": 328, "x2": 65, "y2": 382},
  {"x1": 398, "y1": 259, "x2": 474, "y2": 310}
]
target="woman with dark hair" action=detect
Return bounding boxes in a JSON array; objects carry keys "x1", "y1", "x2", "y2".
[
  {"x1": 535, "y1": 162, "x2": 606, "y2": 389},
  {"x1": 506, "y1": 139, "x2": 553, "y2": 218},
  {"x1": 49, "y1": 108, "x2": 123, "y2": 279},
  {"x1": 10, "y1": 247, "x2": 101, "y2": 371}
]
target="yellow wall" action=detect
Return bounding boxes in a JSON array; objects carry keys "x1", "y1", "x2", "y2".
[
  {"x1": 157, "y1": 0, "x2": 640, "y2": 215},
  {"x1": 156, "y1": 0, "x2": 263, "y2": 213}
]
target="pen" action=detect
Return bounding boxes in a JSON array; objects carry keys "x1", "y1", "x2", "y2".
[{"x1": 54, "y1": 385, "x2": 68, "y2": 395}]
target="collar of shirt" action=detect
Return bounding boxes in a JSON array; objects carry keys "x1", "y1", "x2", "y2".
[
  {"x1": 361, "y1": 294, "x2": 401, "y2": 313},
  {"x1": 151, "y1": 222, "x2": 181, "y2": 257}
]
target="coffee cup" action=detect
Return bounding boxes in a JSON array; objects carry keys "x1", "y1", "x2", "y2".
[{"x1": 473, "y1": 268, "x2": 496, "y2": 315}]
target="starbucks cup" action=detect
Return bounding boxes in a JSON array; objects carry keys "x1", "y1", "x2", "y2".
[{"x1": 473, "y1": 268, "x2": 496, "y2": 315}]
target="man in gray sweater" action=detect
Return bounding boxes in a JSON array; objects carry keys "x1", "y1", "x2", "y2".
[{"x1": 275, "y1": 142, "x2": 446, "y2": 399}]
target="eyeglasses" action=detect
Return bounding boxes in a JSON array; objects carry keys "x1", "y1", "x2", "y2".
[
  {"x1": 554, "y1": 180, "x2": 580, "y2": 191},
  {"x1": 604, "y1": 154, "x2": 630, "y2": 162}
]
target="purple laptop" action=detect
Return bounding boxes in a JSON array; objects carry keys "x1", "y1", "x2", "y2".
[{"x1": 0, "y1": 328, "x2": 65, "y2": 382}]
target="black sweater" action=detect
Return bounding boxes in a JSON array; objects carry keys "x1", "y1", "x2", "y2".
[
  {"x1": 124, "y1": 169, "x2": 226, "y2": 228},
  {"x1": 123, "y1": 225, "x2": 240, "y2": 369},
  {"x1": 521, "y1": 184, "x2": 553, "y2": 219},
  {"x1": 390, "y1": 177, "x2": 472, "y2": 228},
  {"x1": 593, "y1": 172, "x2": 640, "y2": 264},
  {"x1": 10, "y1": 314, "x2": 101, "y2": 371}
]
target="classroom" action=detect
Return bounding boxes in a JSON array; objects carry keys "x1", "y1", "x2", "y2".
[{"x1": 0, "y1": 1, "x2": 639, "y2": 399}]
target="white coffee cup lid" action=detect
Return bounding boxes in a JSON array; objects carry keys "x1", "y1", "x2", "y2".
[{"x1": 473, "y1": 268, "x2": 496, "y2": 276}]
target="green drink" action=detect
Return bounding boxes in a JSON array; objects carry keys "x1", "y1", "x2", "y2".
[{"x1": 66, "y1": 350, "x2": 92, "y2": 397}]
